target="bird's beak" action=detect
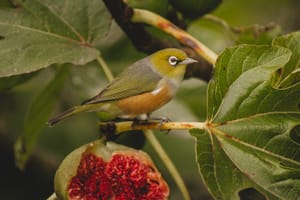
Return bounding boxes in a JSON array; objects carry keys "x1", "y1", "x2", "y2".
[{"x1": 179, "y1": 57, "x2": 198, "y2": 65}]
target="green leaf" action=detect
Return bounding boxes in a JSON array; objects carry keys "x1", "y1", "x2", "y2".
[
  {"x1": 215, "y1": 113, "x2": 300, "y2": 200},
  {"x1": 0, "y1": 0, "x2": 111, "y2": 77},
  {"x1": 235, "y1": 23, "x2": 281, "y2": 45},
  {"x1": 207, "y1": 45, "x2": 292, "y2": 121},
  {"x1": 196, "y1": 99, "x2": 300, "y2": 199},
  {"x1": 272, "y1": 31, "x2": 300, "y2": 88},
  {"x1": 193, "y1": 32, "x2": 300, "y2": 200},
  {"x1": 14, "y1": 65, "x2": 70, "y2": 170},
  {"x1": 192, "y1": 128, "x2": 283, "y2": 200}
]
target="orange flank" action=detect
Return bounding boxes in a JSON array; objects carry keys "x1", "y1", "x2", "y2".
[{"x1": 116, "y1": 82, "x2": 172, "y2": 115}]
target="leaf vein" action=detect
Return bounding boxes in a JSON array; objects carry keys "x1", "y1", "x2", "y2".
[
  {"x1": 0, "y1": 22, "x2": 81, "y2": 44},
  {"x1": 36, "y1": 0, "x2": 84, "y2": 42}
]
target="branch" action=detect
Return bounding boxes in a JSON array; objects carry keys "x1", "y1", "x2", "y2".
[
  {"x1": 99, "y1": 121, "x2": 207, "y2": 135},
  {"x1": 102, "y1": 0, "x2": 213, "y2": 81}
]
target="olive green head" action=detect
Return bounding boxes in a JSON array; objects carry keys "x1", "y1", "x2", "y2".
[{"x1": 150, "y1": 48, "x2": 197, "y2": 81}]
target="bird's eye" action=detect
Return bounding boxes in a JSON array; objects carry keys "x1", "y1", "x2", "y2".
[{"x1": 168, "y1": 56, "x2": 179, "y2": 66}]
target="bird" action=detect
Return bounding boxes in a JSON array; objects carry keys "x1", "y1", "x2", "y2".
[{"x1": 48, "y1": 48, "x2": 197, "y2": 126}]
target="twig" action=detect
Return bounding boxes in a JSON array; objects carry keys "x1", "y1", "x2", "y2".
[
  {"x1": 99, "y1": 121, "x2": 207, "y2": 134},
  {"x1": 132, "y1": 9, "x2": 218, "y2": 65}
]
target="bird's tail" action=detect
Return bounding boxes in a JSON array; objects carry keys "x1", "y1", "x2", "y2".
[{"x1": 48, "y1": 105, "x2": 91, "y2": 126}]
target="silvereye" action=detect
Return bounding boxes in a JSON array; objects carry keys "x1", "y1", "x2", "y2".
[{"x1": 48, "y1": 48, "x2": 197, "y2": 126}]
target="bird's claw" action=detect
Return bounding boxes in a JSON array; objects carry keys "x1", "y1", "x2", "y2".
[
  {"x1": 131, "y1": 118, "x2": 149, "y2": 129},
  {"x1": 151, "y1": 116, "x2": 172, "y2": 133},
  {"x1": 130, "y1": 116, "x2": 172, "y2": 133}
]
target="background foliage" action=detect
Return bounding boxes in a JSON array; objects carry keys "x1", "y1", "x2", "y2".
[{"x1": 0, "y1": 0, "x2": 299, "y2": 199}]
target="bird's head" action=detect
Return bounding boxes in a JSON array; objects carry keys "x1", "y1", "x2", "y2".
[{"x1": 150, "y1": 48, "x2": 198, "y2": 81}]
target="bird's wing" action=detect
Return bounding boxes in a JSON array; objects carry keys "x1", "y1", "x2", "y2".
[{"x1": 82, "y1": 59, "x2": 162, "y2": 105}]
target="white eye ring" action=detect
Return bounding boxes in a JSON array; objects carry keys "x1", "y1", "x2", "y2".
[{"x1": 168, "y1": 56, "x2": 179, "y2": 66}]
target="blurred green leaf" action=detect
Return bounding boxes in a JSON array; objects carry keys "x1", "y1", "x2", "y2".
[
  {"x1": 177, "y1": 84, "x2": 207, "y2": 120},
  {"x1": 170, "y1": 0, "x2": 222, "y2": 19},
  {"x1": 0, "y1": 0, "x2": 112, "y2": 77},
  {"x1": 127, "y1": 0, "x2": 169, "y2": 16},
  {"x1": 235, "y1": 23, "x2": 281, "y2": 45},
  {"x1": 0, "y1": 0, "x2": 14, "y2": 8},
  {"x1": 189, "y1": 16, "x2": 282, "y2": 53},
  {"x1": 0, "y1": 72, "x2": 35, "y2": 91},
  {"x1": 188, "y1": 16, "x2": 234, "y2": 53},
  {"x1": 14, "y1": 65, "x2": 70, "y2": 170},
  {"x1": 192, "y1": 32, "x2": 300, "y2": 199}
]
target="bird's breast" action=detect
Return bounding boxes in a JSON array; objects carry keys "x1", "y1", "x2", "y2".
[{"x1": 116, "y1": 80, "x2": 174, "y2": 116}]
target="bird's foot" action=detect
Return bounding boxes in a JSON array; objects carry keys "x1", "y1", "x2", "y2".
[
  {"x1": 131, "y1": 118, "x2": 150, "y2": 128},
  {"x1": 152, "y1": 117, "x2": 172, "y2": 133},
  {"x1": 133, "y1": 116, "x2": 171, "y2": 133}
]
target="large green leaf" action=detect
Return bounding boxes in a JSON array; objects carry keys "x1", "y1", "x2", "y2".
[
  {"x1": 207, "y1": 44, "x2": 292, "y2": 121},
  {"x1": 192, "y1": 32, "x2": 300, "y2": 200},
  {"x1": 0, "y1": 0, "x2": 111, "y2": 77},
  {"x1": 14, "y1": 65, "x2": 70, "y2": 170}
]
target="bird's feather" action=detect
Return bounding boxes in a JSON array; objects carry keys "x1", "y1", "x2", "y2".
[{"x1": 82, "y1": 58, "x2": 162, "y2": 104}]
